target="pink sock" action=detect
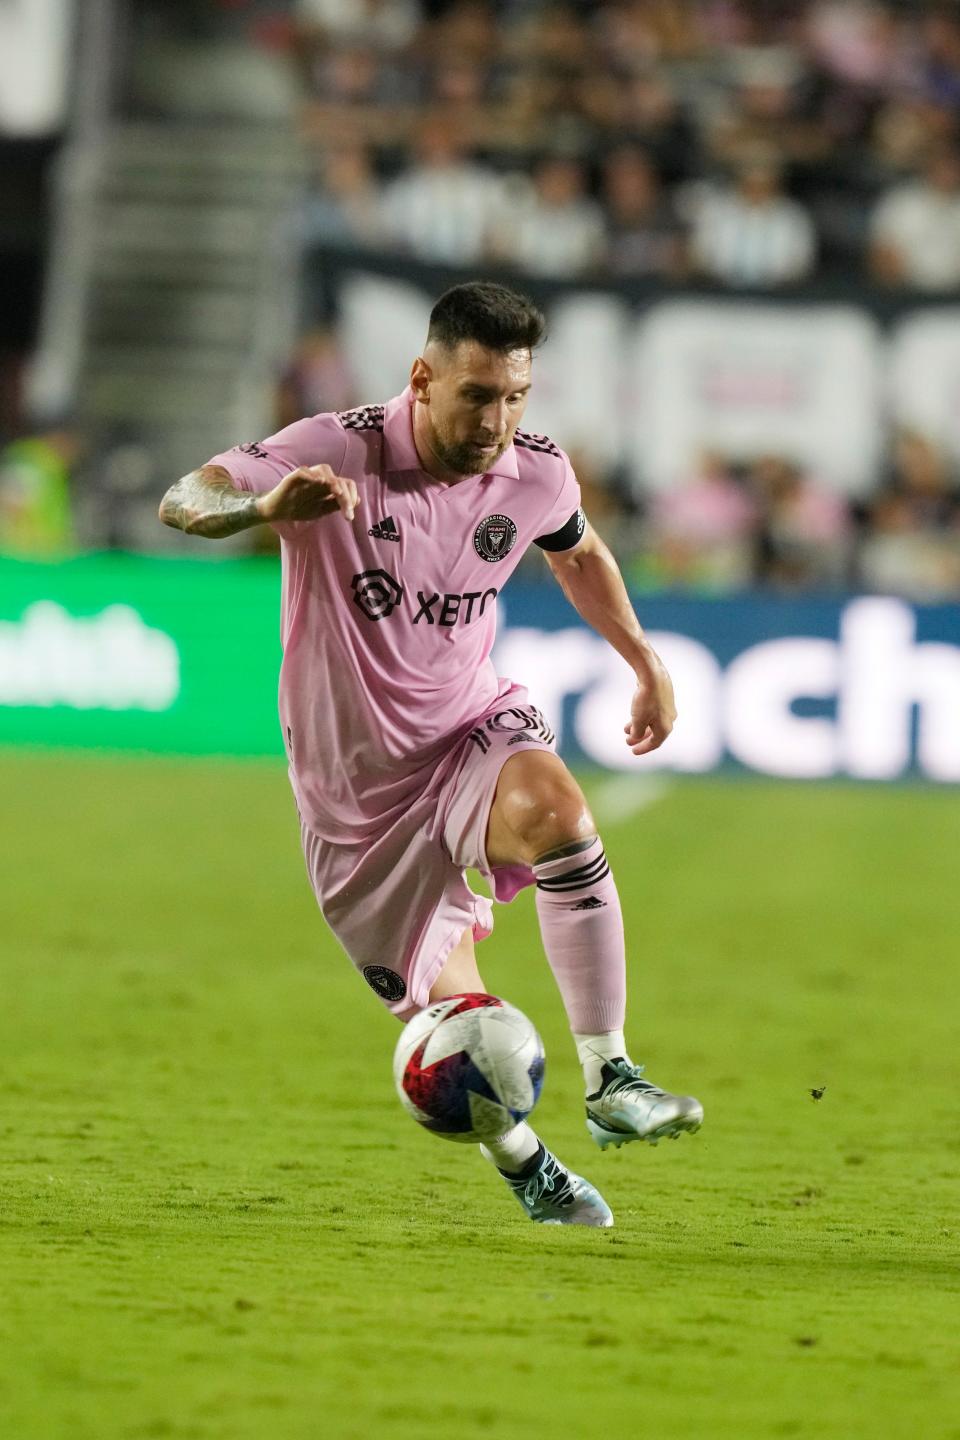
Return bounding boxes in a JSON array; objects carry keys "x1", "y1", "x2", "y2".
[{"x1": 533, "y1": 837, "x2": 626, "y2": 1035}]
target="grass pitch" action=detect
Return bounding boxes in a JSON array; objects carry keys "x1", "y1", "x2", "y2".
[{"x1": 1, "y1": 750, "x2": 958, "y2": 1440}]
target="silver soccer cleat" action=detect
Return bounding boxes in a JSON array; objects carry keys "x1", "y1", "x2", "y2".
[
  {"x1": 586, "y1": 1059, "x2": 703, "y2": 1150},
  {"x1": 486, "y1": 1142, "x2": 614, "y2": 1227}
]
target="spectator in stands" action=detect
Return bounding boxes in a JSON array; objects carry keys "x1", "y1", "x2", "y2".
[
  {"x1": 868, "y1": 142, "x2": 960, "y2": 290},
  {"x1": 750, "y1": 454, "x2": 851, "y2": 590},
  {"x1": 498, "y1": 6, "x2": 596, "y2": 155},
  {"x1": 858, "y1": 427, "x2": 960, "y2": 595},
  {"x1": 302, "y1": 143, "x2": 384, "y2": 248},
  {"x1": 298, "y1": 40, "x2": 417, "y2": 148},
  {"x1": 687, "y1": 151, "x2": 817, "y2": 287},
  {"x1": 600, "y1": 144, "x2": 685, "y2": 278},
  {"x1": 643, "y1": 451, "x2": 760, "y2": 592},
  {"x1": 276, "y1": 327, "x2": 357, "y2": 430},
  {"x1": 0, "y1": 422, "x2": 76, "y2": 557},
  {"x1": 516, "y1": 4, "x2": 592, "y2": 73},
  {"x1": 496, "y1": 153, "x2": 606, "y2": 277},
  {"x1": 430, "y1": 0, "x2": 500, "y2": 65},
  {"x1": 869, "y1": 95, "x2": 955, "y2": 181},
  {"x1": 429, "y1": 52, "x2": 487, "y2": 115},
  {"x1": 617, "y1": 69, "x2": 695, "y2": 181},
  {"x1": 293, "y1": 0, "x2": 422, "y2": 52},
  {"x1": 917, "y1": 7, "x2": 960, "y2": 110},
  {"x1": 381, "y1": 116, "x2": 504, "y2": 264},
  {"x1": 888, "y1": 427, "x2": 960, "y2": 527},
  {"x1": 706, "y1": 46, "x2": 829, "y2": 179},
  {"x1": 306, "y1": 42, "x2": 402, "y2": 106},
  {"x1": 805, "y1": 0, "x2": 905, "y2": 91}
]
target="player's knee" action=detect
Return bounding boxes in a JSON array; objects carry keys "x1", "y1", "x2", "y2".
[{"x1": 492, "y1": 753, "x2": 595, "y2": 865}]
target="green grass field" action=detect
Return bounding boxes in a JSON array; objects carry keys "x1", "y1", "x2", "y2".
[{"x1": 1, "y1": 749, "x2": 958, "y2": 1440}]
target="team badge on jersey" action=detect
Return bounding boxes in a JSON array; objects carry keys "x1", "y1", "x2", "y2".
[
  {"x1": 474, "y1": 513, "x2": 518, "y2": 562},
  {"x1": 362, "y1": 965, "x2": 407, "y2": 1002}
]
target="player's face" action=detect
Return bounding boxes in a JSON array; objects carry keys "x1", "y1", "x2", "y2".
[{"x1": 414, "y1": 342, "x2": 533, "y2": 476}]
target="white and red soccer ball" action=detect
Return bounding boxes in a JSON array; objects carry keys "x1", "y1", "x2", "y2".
[{"x1": 393, "y1": 993, "x2": 545, "y2": 1143}]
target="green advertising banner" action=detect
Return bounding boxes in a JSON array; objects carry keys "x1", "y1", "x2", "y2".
[
  {"x1": 3, "y1": 555, "x2": 958, "y2": 780},
  {"x1": 0, "y1": 555, "x2": 285, "y2": 756}
]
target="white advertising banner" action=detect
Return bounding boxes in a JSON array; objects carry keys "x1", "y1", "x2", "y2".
[
  {"x1": 494, "y1": 595, "x2": 960, "y2": 784},
  {"x1": 0, "y1": 0, "x2": 73, "y2": 136},
  {"x1": 630, "y1": 301, "x2": 883, "y2": 495},
  {"x1": 888, "y1": 309, "x2": 960, "y2": 462},
  {"x1": 335, "y1": 279, "x2": 891, "y2": 498},
  {"x1": 520, "y1": 293, "x2": 631, "y2": 469},
  {"x1": 338, "y1": 273, "x2": 432, "y2": 402}
]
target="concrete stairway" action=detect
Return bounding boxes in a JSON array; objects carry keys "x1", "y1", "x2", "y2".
[{"x1": 32, "y1": 120, "x2": 305, "y2": 549}]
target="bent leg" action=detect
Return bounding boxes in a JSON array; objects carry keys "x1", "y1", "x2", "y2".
[
  {"x1": 485, "y1": 749, "x2": 703, "y2": 1147},
  {"x1": 486, "y1": 751, "x2": 627, "y2": 1076},
  {"x1": 486, "y1": 749, "x2": 595, "y2": 869}
]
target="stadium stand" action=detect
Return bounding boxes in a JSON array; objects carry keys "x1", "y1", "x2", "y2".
[{"x1": 2, "y1": 0, "x2": 959, "y2": 594}]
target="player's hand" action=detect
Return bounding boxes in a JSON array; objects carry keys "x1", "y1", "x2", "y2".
[
  {"x1": 624, "y1": 646, "x2": 677, "y2": 755},
  {"x1": 256, "y1": 465, "x2": 360, "y2": 524}
]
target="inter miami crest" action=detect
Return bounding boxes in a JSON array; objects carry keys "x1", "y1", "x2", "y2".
[
  {"x1": 474, "y1": 513, "x2": 518, "y2": 563},
  {"x1": 362, "y1": 965, "x2": 407, "y2": 1002}
]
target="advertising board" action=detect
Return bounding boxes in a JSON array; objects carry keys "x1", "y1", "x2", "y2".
[{"x1": 1, "y1": 557, "x2": 957, "y2": 781}]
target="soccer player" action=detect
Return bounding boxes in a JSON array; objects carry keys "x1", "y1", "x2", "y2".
[{"x1": 159, "y1": 282, "x2": 702, "y2": 1228}]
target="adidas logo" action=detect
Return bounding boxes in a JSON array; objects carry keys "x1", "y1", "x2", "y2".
[
  {"x1": 570, "y1": 896, "x2": 606, "y2": 910},
  {"x1": 368, "y1": 516, "x2": 400, "y2": 542}
]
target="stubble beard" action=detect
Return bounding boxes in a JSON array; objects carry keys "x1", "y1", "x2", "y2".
[{"x1": 429, "y1": 418, "x2": 510, "y2": 476}]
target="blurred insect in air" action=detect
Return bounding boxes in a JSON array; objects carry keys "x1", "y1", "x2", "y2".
[{"x1": 809, "y1": 1085, "x2": 827, "y2": 1101}]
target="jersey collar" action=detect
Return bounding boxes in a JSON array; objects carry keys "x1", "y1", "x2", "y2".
[{"x1": 383, "y1": 387, "x2": 520, "y2": 482}]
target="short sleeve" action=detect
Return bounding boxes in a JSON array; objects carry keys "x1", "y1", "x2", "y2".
[
  {"x1": 534, "y1": 450, "x2": 582, "y2": 547},
  {"x1": 205, "y1": 415, "x2": 348, "y2": 496}
]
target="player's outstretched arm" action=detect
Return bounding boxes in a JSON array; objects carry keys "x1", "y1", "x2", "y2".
[
  {"x1": 158, "y1": 465, "x2": 262, "y2": 538},
  {"x1": 544, "y1": 522, "x2": 676, "y2": 756},
  {"x1": 159, "y1": 463, "x2": 359, "y2": 539}
]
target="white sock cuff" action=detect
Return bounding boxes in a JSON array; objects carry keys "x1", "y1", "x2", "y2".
[
  {"x1": 479, "y1": 1121, "x2": 540, "y2": 1173},
  {"x1": 574, "y1": 1031, "x2": 627, "y2": 1067}
]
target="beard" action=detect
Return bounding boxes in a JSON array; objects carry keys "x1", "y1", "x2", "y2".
[{"x1": 429, "y1": 420, "x2": 510, "y2": 476}]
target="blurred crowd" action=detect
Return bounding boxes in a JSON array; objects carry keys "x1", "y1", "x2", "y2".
[
  {"x1": 604, "y1": 430, "x2": 960, "y2": 601},
  {"x1": 5, "y1": 0, "x2": 960, "y2": 598},
  {"x1": 292, "y1": 0, "x2": 960, "y2": 289},
  {"x1": 8, "y1": 366, "x2": 960, "y2": 601},
  {"x1": 205, "y1": 322, "x2": 960, "y2": 600}
]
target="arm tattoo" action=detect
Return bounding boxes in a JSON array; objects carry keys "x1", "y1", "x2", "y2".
[{"x1": 159, "y1": 466, "x2": 262, "y2": 538}]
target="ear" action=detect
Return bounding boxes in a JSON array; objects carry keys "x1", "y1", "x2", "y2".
[{"x1": 410, "y1": 355, "x2": 432, "y2": 403}]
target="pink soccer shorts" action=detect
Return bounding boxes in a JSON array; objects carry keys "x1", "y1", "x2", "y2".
[{"x1": 298, "y1": 684, "x2": 556, "y2": 1018}]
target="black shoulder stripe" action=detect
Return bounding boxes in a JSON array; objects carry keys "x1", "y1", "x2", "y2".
[
  {"x1": 514, "y1": 428, "x2": 560, "y2": 457},
  {"x1": 338, "y1": 404, "x2": 385, "y2": 432}
]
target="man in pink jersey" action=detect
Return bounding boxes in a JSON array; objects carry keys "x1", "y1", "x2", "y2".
[{"x1": 159, "y1": 281, "x2": 702, "y2": 1228}]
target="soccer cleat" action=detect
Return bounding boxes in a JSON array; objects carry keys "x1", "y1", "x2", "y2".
[
  {"x1": 586, "y1": 1059, "x2": 703, "y2": 1150},
  {"x1": 497, "y1": 1144, "x2": 613, "y2": 1227}
]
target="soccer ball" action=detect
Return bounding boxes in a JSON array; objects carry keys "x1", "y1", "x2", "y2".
[{"x1": 393, "y1": 992, "x2": 545, "y2": 1143}]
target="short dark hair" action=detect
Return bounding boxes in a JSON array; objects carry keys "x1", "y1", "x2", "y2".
[{"x1": 427, "y1": 281, "x2": 546, "y2": 353}]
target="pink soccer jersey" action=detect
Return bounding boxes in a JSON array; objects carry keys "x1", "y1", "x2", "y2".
[{"x1": 206, "y1": 387, "x2": 580, "y2": 846}]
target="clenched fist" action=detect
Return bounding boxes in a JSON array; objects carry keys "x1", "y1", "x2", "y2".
[{"x1": 257, "y1": 465, "x2": 360, "y2": 524}]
